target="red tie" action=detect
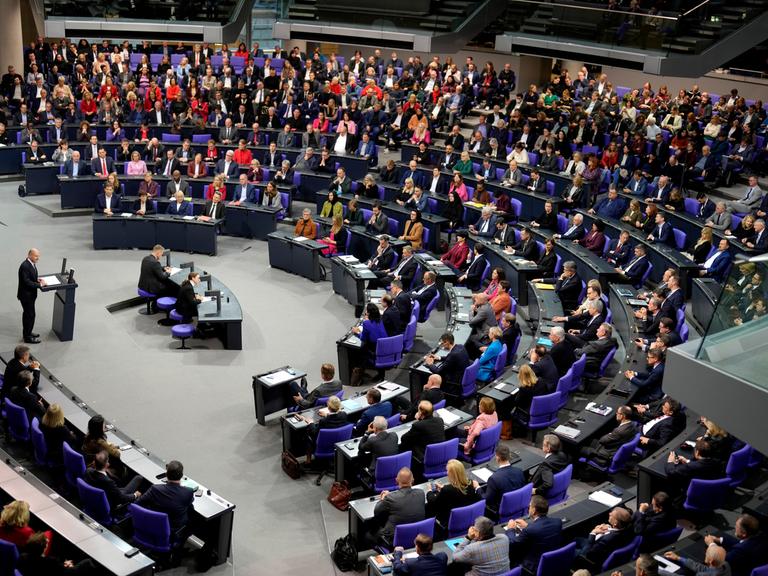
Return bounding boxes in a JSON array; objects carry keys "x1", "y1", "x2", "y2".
[{"x1": 101, "y1": 159, "x2": 107, "y2": 174}]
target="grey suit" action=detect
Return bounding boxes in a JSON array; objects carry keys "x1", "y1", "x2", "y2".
[
  {"x1": 469, "y1": 303, "x2": 497, "y2": 347},
  {"x1": 706, "y1": 210, "x2": 731, "y2": 231},
  {"x1": 373, "y1": 487, "x2": 426, "y2": 543},
  {"x1": 359, "y1": 430, "x2": 398, "y2": 471},
  {"x1": 299, "y1": 378, "x2": 342, "y2": 409},
  {"x1": 726, "y1": 186, "x2": 764, "y2": 214},
  {"x1": 166, "y1": 178, "x2": 189, "y2": 197}
]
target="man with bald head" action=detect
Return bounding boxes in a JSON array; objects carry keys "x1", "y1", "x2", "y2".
[
  {"x1": 18, "y1": 249, "x2": 45, "y2": 343},
  {"x1": 664, "y1": 543, "x2": 729, "y2": 576},
  {"x1": 372, "y1": 467, "x2": 425, "y2": 547},
  {"x1": 400, "y1": 374, "x2": 444, "y2": 422},
  {"x1": 577, "y1": 506, "x2": 634, "y2": 568}
]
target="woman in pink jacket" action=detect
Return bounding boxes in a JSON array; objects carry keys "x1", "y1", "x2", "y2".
[{"x1": 461, "y1": 397, "x2": 498, "y2": 455}]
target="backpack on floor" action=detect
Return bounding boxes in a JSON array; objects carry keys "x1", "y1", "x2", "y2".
[{"x1": 331, "y1": 534, "x2": 360, "y2": 572}]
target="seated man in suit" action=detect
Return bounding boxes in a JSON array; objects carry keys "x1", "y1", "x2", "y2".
[
  {"x1": 424, "y1": 332, "x2": 471, "y2": 397},
  {"x1": 230, "y1": 173, "x2": 258, "y2": 205},
  {"x1": 623, "y1": 169, "x2": 648, "y2": 196},
  {"x1": 392, "y1": 534, "x2": 448, "y2": 576},
  {"x1": 84, "y1": 450, "x2": 143, "y2": 509},
  {"x1": 135, "y1": 460, "x2": 195, "y2": 536},
  {"x1": 90, "y1": 148, "x2": 114, "y2": 177},
  {"x1": 474, "y1": 445, "x2": 526, "y2": 514},
  {"x1": 549, "y1": 326, "x2": 576, "y2": 377},
  {"x1": 699, "y1": 238, "x2": 733, "y2": 283},
  {"x1": 458, "y1": 244, "x2": 488, "y2": 292},
  {"x1": 8, "y1": 370, "x2": 45, "y2": 421},
  {"x1": 371, "y1": 467, "x2": 425, "y2": 547},
  {"x1": 155, "y1": 149, "x2": 181, "y2": 178},
  {"x1": 367, "y1": 235, "x2": 396, "y2": 278},
  {"x1": 64, "y1": 150, "x2": 88, "y2": 177},
  {"x1": 633, "y1": 491, "x2": 677, "y2": 541},
  {"x1": 359, "y1": 415, "x2": 399, "y2": 475},
  {"x1": 94, "y1": 184, "x2": 121, "y2": 216},
  {"x1": 576, "y1": 507, "x2": 635, "y2": 568},
  {"x1": 605, "y1": 230, "x2": 634, "y2": 267},
  {"x1": 366, "y1": 202, "x2": 390, "y2": 235},
  {"x1": 390, "y1": 280, "x2": 413, "y2": 329},
  {"x1": 400, "y1": 400, "x2": 445, "y2": 463},
  {"x1": 215, "y1": 150, "x2": 240, "y2": 180},
  {"x1": 399, "y1": 374, "x2": 444, "y2": 423},
  {"x1": 537, "y1": 261, "x2": 582, "y2": 312},
  {"x1": 579, "y1": 405, "x2": 636, "y2": 469},
  {"x1": 616, "y1": 244, "x2": 650, "y2": 285},
  {"x1": 165, "y1": 170, "x2": 189, "y2": 198},
  {"x1": 505, "y1": 227, "x2": 540, "y2": 261},
  {"x1": 664, "y1": 439, "x2": 724, "y2": 494},
  {"x1": 506, "y1": 495, "x2": 563, "y2": 574},
  {"x1": 452, "y1": 516, "x2": 511, "y2": 576},
  {"x1": 529, "y1": 345, "x2": 560, "y2": 391},
  {"x1": 704, "y1": 514, "x2": 767, "y2": 576},
  {"x1": 138, "y1": 244, "x2": 178, "y2": 298},
  {"x1": 555, "y1": 213, "x2": 586, "y2": 241},
  {"x1": 2, "y1": 345, "x2": 40, "y2": 400},
  {"x1": 353, "y1": 388, "x2": 393, "y2": 437},
  {"x1": 663, "y1": 543, "x2": 730, "y2": 576},
  {"x1": 646, "y1": 212, "x2": 673, "y2": 246},
  {"x1": 381, "y1": 294, "x2": 404, "y2": 336},
  {"x1": 370, "y1": 245, "x2": 417, "y2": 290},
  {"x1": 565, "y1": 300, "x2": 606, "y2": 347},
  {"x1": 408, "y1": 271, "x2": 438, "y2": 314},
  {"x1": 133, "y1": 189, "x2": 156, "y2": 216},
  {"x1": 624, "y1": 348, "x2": 665, "y2": 404},
  {"x1": 200, "y1": 190, "x2": 226, "y2": 221},
  {"x1": 635, "y1": 396, "x2": 686, "y2": 454},
  {"x1": 529, "y1": 434, "x2": 570, "y2": 496},
  {"x1": 573, "y1": 322, "x2": 617, "y2": 374},
  {"x1": 494, "y1": 219, "x2": 517, "y2": 248},
  {"x1": 469, "y1": 206, "x2": 498, "y2": 238},
  {"x1": 591, "y1": 187, "x2": 627, "y2": 220},
  {"x1": 290, "y1": 363, "x2": 342, "y2": 410},
  {"x1": 467, "y1": 292, "x2": 497, "y2": 357},
  {"x1": 166, "y1": 190, "x2": 191, "y2": 216}
]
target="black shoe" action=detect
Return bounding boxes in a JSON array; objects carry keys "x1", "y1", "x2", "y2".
[
  {"x1": 30, "y1": 333, "x2": 39, "y2": 338},
  {"x1": 24, "y1": 337, "x2": 41, "y2": 344}
]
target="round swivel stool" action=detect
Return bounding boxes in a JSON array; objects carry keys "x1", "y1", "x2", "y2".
[
  {"x1": 171, "y1": 324, "x2": 195, "y2": 349},
  {"x1": 169, "y1": 309, "x2": 184, "y2": 323},
  {"x1": 137, "y1": 288, "x2": 157, "y2": 315},
  {"x1": 156, "y1": 297, "x2": 178, "y2": 325}
]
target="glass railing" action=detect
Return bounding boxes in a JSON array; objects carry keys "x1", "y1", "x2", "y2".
[
  {"x1": 694, "y1": 254, "x2": 768, "y2": 390},
  {"x1": 502, "y1": 0, "x2": 765, "y2": 57},
  {"x1": 42, "y1": 0, "x2": 247, "y2": 24}
]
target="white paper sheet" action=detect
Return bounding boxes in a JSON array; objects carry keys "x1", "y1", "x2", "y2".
[
  {"x1": 472, "y1": 467, "x2": 493, "y2": 482},
  {"x1": 261, "y1": 370, "x2": 297, "y2": 385},
  {"x1": 39, "y1": 275, "x2": 60, "y2": 286},
  {"x1": 588, "y1": 490, "x2": 623, "y2": 508},
  {"x1": 168, "y1": 267, "x2": 182, "y2": 275},
  {"x1": 436, "y1": 408, "x2": 460, "y2": 425},
  {"x1": 654, "y1": 555, "x2": 681, "y2": 573}
]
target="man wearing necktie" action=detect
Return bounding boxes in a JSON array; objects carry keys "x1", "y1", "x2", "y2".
[
  {"x1": 17, "y1": 248, "x2": 45, "y2": 344},
  {"x1": 201, "y1": 190, "x2": 225, "y2": 221},
  {"x1": 616, "y1": 245, "x2": 648, "y2": 284},
  {"x1": 726, "y1": 176, "x2": 764, "y2": 214},
  {"x1": 92, "y1": 148, "x2": 112, "y2": 177}
]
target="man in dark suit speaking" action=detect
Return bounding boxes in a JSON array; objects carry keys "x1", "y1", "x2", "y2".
[
  {"x1": 17, "y1": 248, "x2": 45, "y2": 344},
  {"x1": 138, "y1": 244, "x2": 178, "y2": 300}
]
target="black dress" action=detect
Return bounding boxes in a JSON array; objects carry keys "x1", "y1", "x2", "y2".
[
  {"x1": 538, "y1": 249, "x2": 557, "y2": 278},
  {"x1": 692, "y1": 240, "x2": 712, "y2": 264}
]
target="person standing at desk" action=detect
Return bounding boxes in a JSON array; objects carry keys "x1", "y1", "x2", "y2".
[
  {"x1": 17, "y1": 248, "x2": 45, "y2": 344},
  {"x1": 138, "y1": 244, "x2": 178, "y2": 299}
]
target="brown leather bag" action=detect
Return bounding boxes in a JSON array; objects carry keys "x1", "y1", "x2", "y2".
[
  {"x1": 328, "y1": 480, "x2": 352, "y2": 511},
  {"x1": 281, "y1": 451, "x2": 302, "y2": 479}
]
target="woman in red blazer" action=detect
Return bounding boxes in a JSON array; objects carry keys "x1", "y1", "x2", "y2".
[{"x1": 205, "y1": 174, "x2": 227, "y2": 201}]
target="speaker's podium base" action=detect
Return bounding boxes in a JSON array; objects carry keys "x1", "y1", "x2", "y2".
[{"x1": 41, "y1": 273, "x2": 78, "y2": 342}]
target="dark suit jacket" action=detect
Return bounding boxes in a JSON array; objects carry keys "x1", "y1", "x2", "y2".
[
  {"x1": 590, "y1": 422, "x2": 637, "y2": 464},
  {"x1": 530, "y1": 451, "x2": 569, "y2": 494},
  {"x1": 577, "y1": 336, "x2": 617, "y2": 373},
  {"x1": 17, "y1": 259, "x2": 39, "y2": 302},
  {"x1": 370, "y1": 247, "x2": 395, "y2": 272},
  {"x1": 606, "y1": 240, "x2": 633, "y2": 267},
  {"x1": 8, "y1": 386, "x2": 44, "y2": 420},
  {"x1": 176, "y1": 282, "x2": 199, "y2": 320},
  {"x1": 2, "y1": 359, "x2": 40, "y2": 397},
  {"x1": 410, "y1": 283, "x2": 439, "y2": 312},
  {"x1": 507, "y1": 515, "x2": 563, "y2": 573},
  {"x1": 135, "y1": 482, "x2": 195, "y2": 534},
  {"x1": 429, "y1": 345, "x2": 471, "y2": 394},
  {"x1": 95, "y1": 193, "x2": 122, "y2": 213},
  {"x1": 166, "y1": 201, "x2": 191, "y2": 216},
  {"x1": 621, "y1": 256, "x2": 650, "y2": 285},
  {"x1": 648, "y1": 222, "x2": 673, "y2": 245},
  {"x1": 479, "y1": 465, "x2": 526, "y2": 512},
  {"x1": 401, "y1": 416, "x2": 445, "y2": 462},
  {"x1": 138, "y1": 255, "x2": 170, "y2": 295},
  {"x1": 642, "y1": 413, "x2": 685, "y2": 452},
  {"x1": 464, "y1": 256, "x2": 487, "y2": 291},
  {"x1": 721, "y1": 533, "x2": 768, "y2": 576},
  {"x1": 515, "y1": 238, "x2": 540, "y2": 261},
  {"x1": 383, "y1": 306, "x2": 404, "y2": 336},
  {"x1": 156, "y1": 157, "x2": 181, "y2": 177},
  {"x1": 581, "y1": 526, "x2": 635, "y2": 567},
  {"x1": 550, "y1": 340, "x2": 576, "y2": 377},
  {"x1": 392, "y1": 551, "x2": 448, "y2": 576},
  {"x1": 84, "y1": 469, "x2": 138, "y2": 508},
  {"x1": 633, "y1": 508, "x2": 676, "y2": 537},
  {"x1": 203, "y1": 200, "x2": 225, "y2": 220},
  {"x1": 664, "y1": 457, "x2": 723, "y2": 492},
  {"x1": 543, "y1": 274, "x2": 581, "y2": 312},
  {"x1": 354, "y1": 402, "x2": 393, "y2": 436},
  {"x1": 90, "y1": 156, "x2": 115, "y2": 174},
  {"x1": 132, "y1": 198, "x2": 156, "y2": 215},
  {"x1": 394, "y1": 292, "x2": 413, "y2": 327},
  {"x1": 531, "y1": 356, "x2": 559, "y2": 391},
  {"x1": 392, "y1": 257, "x2": 418, "y2": 290},
  {"x1": 64, "y1": 159, "x2": 88, "y2": 177},
  {"x1": 374, "y1": 487, "x2": 426, "y2": 543},
  {"x1": 359, "y1": 430, "x2": 399, "y2": 471},
  {"x1": 630, "y1": 362, "x2": 665, "y2": 404}
]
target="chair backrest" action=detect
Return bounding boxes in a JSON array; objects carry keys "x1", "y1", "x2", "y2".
[
  {"x1": 638, "y1": 262, "x2": 653, "y2": 288},
  {"x1": 676, "y1": 308, "x2": 686, "y2": 332},
  {"x1": 447, "y1": 499, "x2": 486, "y2": 537},
  {"x1": 374, "y1": 451, "x2": 412, "y2": 492},
  {"x1": 673, "y1": 228, "x2": 687, "y2": 251},
  {"x1": 597, "y1": 346, "x2": 618, "y2": 377},
  {"x1": 683, "y1": 477, "x2": 731, "y2": 512},
  {"x1": 608, "y1": 433, "x2": 641, "y2": 474},
  {"x1": 392, "y1": 517, "x2": 435, "y2": 549},
  {"x1": 192, "y1": 133, "x2": 210, "y2": 143},
  {"x1": 30, "y1": 417, "x2": 49, "y2": 466},
  {"x1": 423, "y1": 438, "x2": 459, "y2": 479},
  {"x1": 554, "y1": 253, "x2": 563, "y2": 275},
  {"x1": 433, "y1": 399, "x2": 446, "y2": 410},
  {"x1": 529, "y1": 392, "x2": 561, "y2": 431},
  {"x1": 683, "y1": 197, "x2": 699, "y2": 216},
  {"x1": 555, "y1": 372, "x2": 572, "y2": 410},
  {"x1": 493, "y1": 344, "x2": 508, "y2": 378},
  {"x1": 4, "y1": 399, "x2": 30, "y2": 442},
  {"x1": 314, "y1": 390, "x2": 344, "y2": 407},
  {"x1": 402, "y1": 317, "x2": 418, "y2": 352},
  {"x1": 480, "y1": 261, "x2": 492, "y2": 286},
  {"x1": 386, "y1": 413, "x2": 402, "y2": 429},
  {"x1": 509, "y1": 333, "x2": 522, "y2": 361},
  {"x1": 129, "y1": 503, "x2": 171, "y2": 553},
  {"x1": 602, "y1": 235, "x2": 612, "y2": 256},
  {"x1": 461, "y1": 360, "x2": 480, "y2": 398},
  {"x1": 536, "y1": 541, "x2": 577, "y2": 576},
  {"x1": 315, "y1": 424, "x2": 354, "y2": 459},
  {"x1": 557, "y1": 214, "x2": 568, "y2": 235},
  {"x1": 410, "y1": 301, "x2": 421, "y2": 324},
  {"x1": 750, "y1": 566, "x2": 768, "y2": 576},
  {"x1": 498, "y1": 483, "x2": 534, "y2": 523},
  {"x1": 375, "y1": 334, "x2": 405, "y2": 369},
  {"x1": 726, "y1": 444, "x2": 753, "y2": 487},
  {"x1": 570, "y1": 354, "x2": 587, "y2": 387},
  {"x1": 544, "y1": 464, "x2": 572, "y2": 505},
  {"x1": 639, "y1": 526, "x2": 683, "y2": 554},
  {"x1": 0, "y1": 539, "x2": 19, "y2": 576},
  {"x1": 420, "y1": 290, "x2": 441, "y2": 323},
  {"x1": 77, "y1": 477, "x2": 112, "y2": 525},
  {"x1": 510, "y1": 198, "x2": 522, "y2": 220},
  {"x1": 161, "y1": 133, "x2": 181, "y2": 143},
  {"x1": 62, "y1": 442, "x2": 86, "y2": 488},
  {"x1": 468, "y1": 422, "x2": 502, "y2": 464},
  {"x1": 602, "y1": 536, "x2": 642, "y2": 571},
  {"x1": 680, "y1": 323, "x2": 689, "y2": 343}
]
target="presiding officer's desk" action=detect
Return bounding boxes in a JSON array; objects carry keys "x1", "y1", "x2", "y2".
[
  {"x1": 251, "y1": 366, "x2": 308, "y2": 426},
  {"x1": 267, "y1": 229, "x2": 327, "y2": 282},
  {"x1": 527, "y1": 280, "x2": 566, "y2": 327},
  {"x1": 280, "y1": 382, "x2": 409, "y2": 457},
  {"x1": 93, "y1": 213, "x2": 222, "y2": 255},
  {"x1": 334, "y1": 406, "x2": 474, "y2": 485},
  {"x1": 167, "y1": 261, "x2": 243, "y2": 350},
  {"x1": 0, "y1": 447, "x2": 155, "y2": 576},
  {"x1": 466, "y1": 235, "x2": 543, "y2": 306},
  {"x1": 0, "y1": 353, "x2": 235, "y2": 566},
  {"x1": 636, "y1": 417, "x2": 704, "y2": 504}
]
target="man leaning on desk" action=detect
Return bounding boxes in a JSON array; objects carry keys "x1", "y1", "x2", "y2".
[{"x1": 138, "y1": 244, "x2": 179, "y2": 301}]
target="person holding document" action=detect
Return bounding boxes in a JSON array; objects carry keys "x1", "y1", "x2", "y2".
[
  {"x1": 138, "y1": 244, "x2": 178, "y2": 301},
  {"x1": 17, "y1": 248, "x2": 45, "y2": 344}
]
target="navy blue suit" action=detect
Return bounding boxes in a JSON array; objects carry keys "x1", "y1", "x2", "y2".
[
  {"x1": 704, "y1": 250, "x2": 732, "y2": 283},
  {"x1": 166, "y1": 201, "x2": 191, "y2": 216},
  {"x1": 64, "y1": 159, "x2": 88, "y2": 177},
  {"x1": 580, "y1": 527, "x2": 635, "y2": 567},
  {"x1": 630, "y1": 362, "x2": 665, "y2": 404},
  {"x1": 697, "y1": 199, "x2": 716, "y2": 220},
  {"x1": 392, "y1": 550, "x2": 448, "y2": 576},
  {"x1": 661, "y1": 288, "x2": 684, "y2": 314},
  {"x1": 621, "y1": 255, "x2": 650, "y2": 285},
  {"x1": 90, "y1": 156, "x2": 115, "y2": 175},
  {"x1": 721, "y1": 533, "x2": 768, "y2": 576},
  {"x1": 594, "y1": 197, "x2": 626, "y2": 220},
  {"x1": 400, "y1": 169, "x2": 424, "y2": 188},
  {"x1": 648, "y1": 222, "x2": 673, "y2": 245},
  {"x1": 95, "y1": 193, "x2": 122, "y2": 213},
  {"x1": 478, "y1": 465, "x2": 526, "y2": 512},
  {"x1": 605, "y1": 239, "x2": 632, "y2": 266},
  {"x1": 135, "y1": 482, "x2": 194, "y2": 534},
  {"x1": 507, "y1": 515, "x2": 563, "y2": 573},
  {"x1": 353, "y1": 401, "x2": 393, "y2": 436}
]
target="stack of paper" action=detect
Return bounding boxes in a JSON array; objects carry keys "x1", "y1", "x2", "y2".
[
  {"x1": 436, "y1": 408, "x2": 460, "y2": 425},
  {"x1": 472, "y1": 467, "x2": 493, "y2": 482},
  {"x1": 339, "y1": 255, "x2": 358, "y2": 262},
  {"x1": 120, "y1": 212, "x2": 133, "y2": 218},
  {"x1": 554, "y1": 424, "x2": 581, "y2": 439},
  {"x1": 40, "y1": 275, "x2": 61, "y2": 287},
  {"x1": 294, "y1": 236, "x2": 309, "y2": 242},
  {"x1": 534, "y1": 283, "x2": 556, "y2": 290},
  {"x1": 168, "y1": 267, "x2": 182, "y2": 275},
  {"x1": 585, "y1": 402, "x2": 613, "y2": 416},
  {"x1": 654, "y1": 555, "x2": 681, "y2": 573},
  {"x1": 262, "y1": 370, "x2": 296, "y2": 385},
  {"x1": 588, "y1": 490, "x2": 623, "y2": 507},
  {"x1": 182, "y1": 215, "x2": 195, "y2": 220}
]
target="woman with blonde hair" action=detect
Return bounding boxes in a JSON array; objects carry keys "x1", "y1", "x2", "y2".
[
  {"x1": 515, "y1": 364, "x2": 546, "y2": 415},
  {"x1": 621, "y1": 198, "x2": 643, "y2": 227},
  {"x1": 0, "y1": 501, "x2": 52, "y2": 553},
  {"x1": 206, "y1": 174, "x2": 227, "y2": 201},
  {"x1": 426, "y1": 459, "x2": 481, "y2": 529},
  {"x1": 692, "y1": 227, "x2": 713, "y2": 264},
  {"x1": 319, "y1": 214, "x2": 348, "y2": 257},
  {"x1": 40, "y1": 403, "x2": 77, "y2": 466},
  {"x1": 462, "y1": 396, "x2": 499, "y2": 455},
  {"x1": 699, "y1": 417, "x2": 737, "y2": 461}
]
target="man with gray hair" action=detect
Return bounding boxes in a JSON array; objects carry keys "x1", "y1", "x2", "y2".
[
  {"x1": 705, "y1": 201, "x2": 732, "y2": 231},
  {"x1": 565, "y1": 300, "x2": 606, "y2": 346},
  {"x1": 624, "y1": 553, "x2": 660, "y2": 576},
  {"x1": 664, "y1": 543, "x2": 729, "y2": 576},
  {"x1": 470, "y1": 205, "x2": 498, "y2": 238},
  {"x1": 744, "y1": 218, "x2": 767, "y2": 252},
  {"x1": 537, "y1": 261, "x2": 582, "y2": 312},
  {"x1": 556, "y1": 212, "x2": 586, "y2": 241},
  {"x1": 359, "y1": 415, "x2": 398, "y2": 474},
  {"x1": 549, "y1": 325, "x2": 577, "y2": 377},
  {"x1": 725, "y1": 175, "x2": 763, "y2": 215},
  {"x1": 573, "y1": 322, "x2": 617, "y2": 375},
  {"x1": 529, "y1": 434, "x2": 570, "y2": 495},
  {"x1": 452, "y1": 516, "x2": 510, "y2": 575},
  {"x1": 468, "y1": 292, "x2": 497, "y2": 356}
]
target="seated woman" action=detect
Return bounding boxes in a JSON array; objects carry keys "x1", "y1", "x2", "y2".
[
  {"x1": 320, "y1": 189, "x2": 343, "y2": 219},
  {"x1": 0, "y1": 501, "x2": 52, "y2": 554},
  {"x1": 692, "y1": 227, "x2": 713, "y2": 264},
  {"x1": 83, "y1": 414, "x2": 121, "y2": 465},
  {"x1": 490, "y1": 281, "x2": 513, "y2": 321},
  {"x1": 441, "y1": 190, "x2": 464, "y2": 233},
  {"x1": 261, "y1": 181, "x2": 284, "y2": 213},
  {"x1": 460, "y1": 397, "x2": 499, "y2": 455},
  {"x1": 514, "y1": 364, "x2": 547, "y2": 416},
  {"x1": 350, "y1": 303, "x2": 388, "y2": 385},
  {"x1": 538, "y1": 238, "x2": 558, "y2": 278},
  {"x1": 39, "y1": 403, "x2": 77, "y2": 468},
  {"x1": 426, "y1": 459, "x2": 481, "y2": 531},
  {"x1": 476, "y1": 328, "x2": 504, "y2": 384},
  {"x1": 531, "y1": 200, "x2": 558, "y2": 231},
  {"x1": 664, "y1": 188, "x2": 685, "y2": 212},
  {"x1": 698, "y1": 416, "x2": 738, "y2": 462},
  {"x1": 400, "y1": 210, "x2": 424, "y2": 250},
  {"x1": 483, "y1": 267, "x2": 505, "y2": 300},
  {"x1": 344, "y1": 198, "x2": 365, "y2": 227},
  {"x1": 357, "y1": 173, "x2": 380, "y2": 199},
  {"x1": 319, "y1": 214, "x2": 348, "y2": 257},
  {"x1": 206, "y1": 174, "x2": 227, "y2": 201}
]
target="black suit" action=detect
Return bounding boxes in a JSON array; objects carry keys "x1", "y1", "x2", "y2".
[
  {"x1": 409, "y1": 283, "x2": 439, "y2": 312},
  {"x1": 633, "y1": 508, "x2": 677, "y2": 541},
  {"x1": 641, "y1": 413, "x2": 685, "y2": 453},
  {"x1": 581, "y1": 526, "x2": 635, "y2": 568},
  {"x1": 8, "y1": 386, "x2": 44, "y2": 420},
  {"x1": 529, "y1": 451, "x2": 569, "y2": 494},
  {"x1": 514, "y1": 238, "x2": 540, "y2": 261},
  {"x1": 138, "y1": 254, "x2": 176, "y2": 297},
  {"x1": 664, "y1": 457, "x2": 723, "y2": 493},
  {"x1": 203, "y1": 200, "x2": 225, "y2": 219},
  {"x1": 543, "y1": 274, "x2": 582, "y2": 312},
  {"x1": 550, "y1": 340, "x2": 576, "y2": 377},
  {"x1": 463, "y1": 256, "x2": 487, "y2": 291},
  {"x1": 429, "y1": 345, "x2": 471, "y2": 395},
  {"x1": 401, "y1": 416, "x2": 445, "y2": 462},
  {"x1": 494, "y1": 226, "x2": 517, "y2": 248},
  {"x1": 2, "y1": 358, "x2": 40, "y2": 398},
  {"x1": 84, "y1": 469, "x2": 141, "y2": 509},
  {"x1": 176, "y1": 282, "x2": 199, "y2": 321},
  {"x1": 136, "y1": 483, "x2": 195, "y2": 534},
  {"x1": 359, "y1": 430, "x2": 399, "y2": 471},
  {"x1": 382, "y1": 306, "x2": 404, "y2": 336},
  {"x1": 531, "y1": 356, "x2": 559, "y2": 391},
  {"x1": 394, "y1": 292, "x2": 413, "y2": 328},
  {"x1": 581, "y1": 421, "x2": 637, "y2": 466},
  {"x1": 574, "y1": 335, "x2": 616, "y2": 373},
  {"x1": 17, "y1": 259, "x2": 39, "y2": 341}
]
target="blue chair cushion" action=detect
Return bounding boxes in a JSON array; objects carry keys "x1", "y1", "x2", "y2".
[
  {"x1": 171, "y1": 324, "x2": 195, "y2": 338},
  {"x1": 137, "y1": 288, "x2": 157, "y2": 298},
  {"x1": 156, "y1": 297, "x2": 177, "y2": 311},
  {"x1": 169, "y1": 309, "x2": 184, "y2": 322}
]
